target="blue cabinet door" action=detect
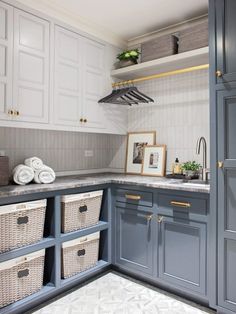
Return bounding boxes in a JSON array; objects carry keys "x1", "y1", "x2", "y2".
[
  {"x1": 217, "y1": 89, "x2": 236, "y2": 312},
  {"x1": 215, "y1": 0, "x2": 236, "y2": 84},
  {"x1": 115, "y1": 207, "x2": 154, "y2": 275},
  {"x1": 158, "y1": 216, "x2": 206, "y2": 295}
]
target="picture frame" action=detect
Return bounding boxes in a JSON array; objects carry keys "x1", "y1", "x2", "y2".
[
  {"x1": 141, "y1": 145, "x2": 166, "y2": 177},
  {"x1": 125, "y1": 131, "x2": 156, "y2": 174}
]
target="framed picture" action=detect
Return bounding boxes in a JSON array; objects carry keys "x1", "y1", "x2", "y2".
[
  {"x1": 125, "y1": 131, "x2": 156, "y2": 174},
  {"x1": 141, "y1": 145, "x2": 166, "y2": 177}
]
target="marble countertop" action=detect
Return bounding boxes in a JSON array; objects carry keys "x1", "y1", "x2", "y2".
[{"x1": 0, "y1": 173, "x2": 210, "y2": 199}]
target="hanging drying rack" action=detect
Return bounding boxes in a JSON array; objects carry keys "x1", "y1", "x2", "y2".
[{"x1": 112, "y1": 63, "x2": 209, "y2": 88}]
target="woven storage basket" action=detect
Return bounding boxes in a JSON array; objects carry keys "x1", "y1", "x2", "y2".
[
  {"x1": 178, "y1": 20, "x2": 208, "y2": 53},
  {"x1": 61, "y1": 190, "x2": 103, "y2": 233},
  {"x1": 0, "y1": 249, "x2": 45, "y2": 308},
  {"x1": 141, "y1": 34, "x2": 178, "y2": 62},
  {"x1": 62, "y1": 232, "x2": 100, "y2": 279},
  {"x1": 0, "y1": 199, "x2": 46, "y2": 253}
]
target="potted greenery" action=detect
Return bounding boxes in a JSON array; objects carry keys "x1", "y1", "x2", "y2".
[
  {"x1": 182, "y1": 161, "x2": 201, "y2": 179},
  {"x1": 116, "y1": 49, "x2": 141, "y2": 68}
]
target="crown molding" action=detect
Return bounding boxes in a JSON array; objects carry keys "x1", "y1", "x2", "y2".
[{"x1": 9, "y1": 0, "x2": 126, "y2": 48}]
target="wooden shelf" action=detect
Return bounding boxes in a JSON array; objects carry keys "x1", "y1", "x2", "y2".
[
  {"x1": 60, "y1": 221, "x2": 109, "y2": 242},
  {"x1": 0, "y1": 237, "x2": 56, "y2": 263},
  {"x1": 111, "y1": 47, "x2": 209, "y2": 80},
  {"x1": 61, "y1": 260, "x2": 110, "y2": 287}
]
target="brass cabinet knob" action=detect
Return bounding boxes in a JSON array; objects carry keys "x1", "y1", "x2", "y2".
[
  {"x1": 14, "y1": 110, "x2": 19, "y2": 116},
  {"x1": 146, "y1": 214, "x2": 153, "y2": 222},
  {"x1": 157, "y1": 216, "x2": 164, "y2": 223},
  {"x1": 216, "y1": 70, "x2": 223, "y2": 77},
  {"x1": 8, "y1": 109, "x2": 14, "y2": 115},
  {"x1": 218, "y1": 161, "x2": 224, "y2": 168},
  {"x1": 80, "y1": 118, "x2": 83, "y2": 122},
  {"x1": 83, "y1": 119, "x2": 87, "y2": 123}
]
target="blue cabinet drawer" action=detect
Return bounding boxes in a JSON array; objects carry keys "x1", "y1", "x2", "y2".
[
  {"x1": 115, "y1": 188, "x2": 153, "y2": 208},
  {"x1": 158, "y1": 193, "x2": 207, "y2": 216}
]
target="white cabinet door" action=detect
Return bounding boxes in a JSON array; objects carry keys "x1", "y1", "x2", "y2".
[
  {"x1": 82, "y1": 39, "x2": 105, "y2": 129},
  {"x1": 13, "y1": 9, "x2": 50, "y2": 123},
  {"x1": 54, "y1": 26, "x2": 83, "y2": 127},
  {"x1": 0, "y1": 2, "x2": 13, "y2": 120}
]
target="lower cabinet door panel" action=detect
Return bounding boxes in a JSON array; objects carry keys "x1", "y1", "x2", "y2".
[
  {"x1": 115, "y1": 207, "x2": 153, "y2": 275},
  {"x1": 158, "y1": 216, "x2": 206, "y2": 295},
  {"x1": 218, "y1": 238, "x2": 236, "y2": 312}
]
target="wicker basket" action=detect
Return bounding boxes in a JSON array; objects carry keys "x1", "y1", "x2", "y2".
[
  {"x1": 62, "y1": 232, "x2": 100, "y2": 279},
  {"x1": 141, "y1": 34, "x2": 178, "y2": 62},
  {"x1": 178, "y1": 20, "x2": 208, "y2": 53},
  {"x1": 0, "y1": 249, "x2": 45, "y2": 308},
  {"x1": 0, "y1": 199, "x2": 46, "y2": 253},
  {"x1": 61, "y1": 190, "x2": 103, "y2": 233}
]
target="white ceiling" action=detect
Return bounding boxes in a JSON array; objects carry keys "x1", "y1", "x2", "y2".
[{"x1": 49, "y1": 0, "x2": 208, "y2": 41}]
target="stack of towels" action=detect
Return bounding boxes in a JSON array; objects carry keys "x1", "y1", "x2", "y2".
[{"x1": 13, "y1": 157, "x2": 56, "y2": 185}]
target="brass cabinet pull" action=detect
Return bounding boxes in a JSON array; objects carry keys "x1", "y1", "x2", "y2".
[
  {"x1": 157, "y1": 216, "x2": 164, "y2": 223},
  {"x1": 80, "y1": 118, "x2": 83, "y2": 122},
  {"x1": 84, "y1": 119, "x2": 87, "y2": 123},
  {"x1": 218, "y1": 161, "x2": 224, "y2": 168},
  {"x1": 216, "y1": 70, "x2": 223, "y2": 77},
  {"x1": 14, "y1": 110, "x2": 19, "y2": 116},
  {"x1": 8, "y1": 109, "x2": 14, "y2": 115},
  {"x1": 146, "y1": 214, "x2": 153, "y2": 222},
  {"x1": 125, "y1": 194, "x2": 141, "y2": 201},
  {"x1": 170, "y1": 201, "x2": 191, "y2": 208}
]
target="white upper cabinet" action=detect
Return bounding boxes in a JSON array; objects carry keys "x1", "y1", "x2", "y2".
[
  {"x1": 13, "y1": 10, "x2": 50, "y2": 123},
  {"x1": 54, "y1": 26, "x2": 106, "y2": 130},
  {"x1": 0, "y1": 1, "x2": 127, "y2": 134},
  {"x1": 82, "y1": 39, "x2": 105, "y2": 129},
  {"x1": 0, "y1": 2, "x2": 13, "y2": 120},
  {"x1": 54, "y1": 26, "x2": 83, "y2": 126}
]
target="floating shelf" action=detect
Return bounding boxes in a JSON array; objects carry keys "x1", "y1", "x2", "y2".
[{"x1": 111, "y1": 47, "x2": 209, "y2": 80}]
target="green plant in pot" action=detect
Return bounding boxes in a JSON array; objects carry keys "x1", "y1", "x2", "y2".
[
  {"x1": 182, "y1": 161, "x2": 201, "y2": 179},
  {"x1": 116, "y1": 49, "x2": 140, "y2": 68}
]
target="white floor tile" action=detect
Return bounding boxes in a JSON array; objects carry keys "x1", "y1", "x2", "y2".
[{"x1": 33, "y1": 273, "x2": 215, "y2": 314}]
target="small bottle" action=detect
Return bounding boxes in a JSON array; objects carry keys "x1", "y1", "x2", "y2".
[{"x1": 173, "y1": 158, "x2": 182, "y2": 175}]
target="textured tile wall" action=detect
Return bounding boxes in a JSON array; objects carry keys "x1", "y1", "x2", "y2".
[
  {"x1": 0, "y1": 128, "x2": 114, "y2": 173},
  {"x1": 127, "y1": 68, "x2": 210, "y2": 172}
]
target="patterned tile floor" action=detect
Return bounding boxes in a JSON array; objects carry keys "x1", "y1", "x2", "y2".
[{"x1": 32, "y1": 272, "x2": 216, "y2": 314}]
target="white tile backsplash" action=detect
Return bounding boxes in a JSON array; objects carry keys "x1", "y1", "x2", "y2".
[{"x1": 127, "y1": 68, "x2": 209, "y2": 172}]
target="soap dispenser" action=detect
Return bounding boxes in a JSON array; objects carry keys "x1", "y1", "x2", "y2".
[{"x1": 173, "y1": 158, "x2": 182, "y2": 175}]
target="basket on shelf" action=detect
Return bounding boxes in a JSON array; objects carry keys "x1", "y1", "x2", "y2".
[
  {"x1": 0, "y1": 199, "x2": 47, "y2": 253},
  {"x1": 61, "y1": 232, "x2": 100, "y2": 279},
  {"x1": 61, "y1": 190, "x2": 103, "y2": 233},
  {"x1": 178, "y1": 20, "x2": 208, "y2": 53},
  {"x1": 0, "y1": 249, "x2": 45, "y2": 308}
]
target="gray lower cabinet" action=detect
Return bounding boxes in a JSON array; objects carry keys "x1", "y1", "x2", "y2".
[
  {"x1": 158, "y1": 216, "x2": 206, "y2": 295},
  {"x1": 217, "y1": 88, "x2": 236, "y2": 312},
  {"x1": 115, "y1": 207, "x2": 154, "y2": 275}
]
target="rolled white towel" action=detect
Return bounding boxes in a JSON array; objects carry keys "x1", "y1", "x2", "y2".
[
  {"x1": 13, "y1": 165, "x2": 34, "y2": 185},
  {"x1": 25, "y1": 157, "x2": 44, "y2": 171},
  {"x1": 34, "y1": 166, "x2": 56, "y2": 184}
]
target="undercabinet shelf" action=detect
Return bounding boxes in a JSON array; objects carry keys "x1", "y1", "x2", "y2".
[
  {"x1": 111, "y1": 47, "x2": 209, "y2": 80},
  {"x1": 60, "y1": 221, "x2": 109, "y2": 242},
  {"x1": 61, "y1": 260, "x2": 110, "y2": 287},
  {"x1": 0, "y1": 237, "x2": 56, "y2": 263}
]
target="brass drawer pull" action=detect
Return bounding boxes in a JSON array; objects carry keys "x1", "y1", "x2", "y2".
[
  {"x1": 125, "y1": 194, "x2": 141, "y2": 201},
  {"x1": 170, "y1": 201, "x2": 191, "y2": 208}
]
